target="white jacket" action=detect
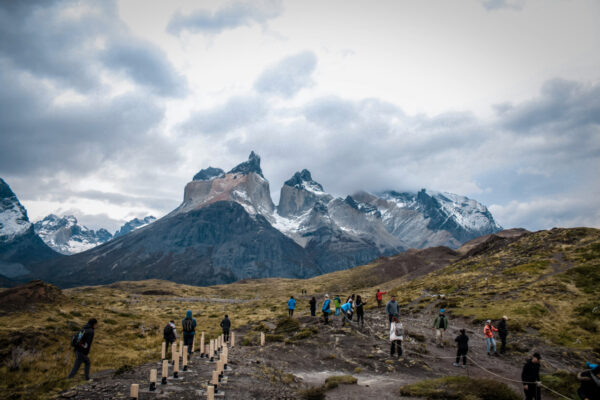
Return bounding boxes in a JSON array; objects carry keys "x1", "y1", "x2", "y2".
[{"x1": 390, "y1": 321, "x2": 403, "y2": 341}]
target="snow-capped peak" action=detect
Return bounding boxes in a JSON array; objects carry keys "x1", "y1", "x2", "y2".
[
  {"x1": 0, "y1": 178, "x2": 32, "y2": 242},
  {"x1": 34, "y1": 214, "x2": 113, "y2": 255}
]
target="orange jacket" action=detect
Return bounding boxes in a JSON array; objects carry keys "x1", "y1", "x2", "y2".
[
  {"x1": 483, "y1": 324, "x2": 498, "y2": 338},
  {"x1": 376, "y1": 291, "x2": 387, "y2": 301}
]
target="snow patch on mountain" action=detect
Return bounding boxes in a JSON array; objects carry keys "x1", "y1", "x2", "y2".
[
  {"x1": 0, "y1": 178, "x2": 32, "y2": 242},
  {"x1": 34, "y1": 214, "x2": 113, "y2": 255},
  {"x1": 113, "y1": 216, "x2": 156, "y2": 239}
]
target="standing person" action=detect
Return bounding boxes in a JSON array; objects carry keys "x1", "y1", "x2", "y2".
[
  {"x1": 453, "y1": 329, "x2": 469, "y2": 368},
  {"x1": 322, "y1": 294, "x2": 331, "y2": 324},
  {"x1": 385, "y1": 295, "x2": 399, "y2": 325},
  {"x1": 389, "y1": 316, "x2": 403, "y2": 358},
  {"x1": 577, "y1": 364, "x2": 600, "y2": 400},
  {"x1": 181, "y1": 310, "x2": 197, "y2": 356},
  {"x1": 333, "y1": 295, "x2": 341, "y2": 316},
  {"x1": 433, "y1": 309, "x2": 448, "y2": 347},
  {"x1": 355, "y1": 295, "x2": 366, "y2": 328},
  {"x1": 521, "y1": 353, "x2": 542, "y2": 400},
  {"x1": 220, "y1": 315, "x2": 231, "y2": 342},
  {"x1": 309, "y1": 297, "x2": 317, "y2": 317},
  {"x1": 288, "y1": 296, "x2": 296, "y2": 317},
  {"x1": 67, "y1": 318, "x2": 98, "y2": 381},
  {"x1": 376, "y1": 289, "x2": 387, "y2": 308},
  {"x1": 340, "y1": 300, "x2": 353, "y2": 326},
  {"x1": 163, "y1": 320, "x2": 177, "y2": 355},
  {"x1": 497, "y1": 315, "x2": 508, "y2": 354},
  {"x1": 483, "y1": 320, "x2": 499, "y2": 356}
]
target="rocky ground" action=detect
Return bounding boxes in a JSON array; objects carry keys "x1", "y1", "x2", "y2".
[{"x1": 57, "y1": 304, "x2": 567, "y2": 400}]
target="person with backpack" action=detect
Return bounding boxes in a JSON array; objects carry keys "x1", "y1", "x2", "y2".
[
  {"x1": 522, "y1": 353, "x2": 542, "y2": 400},
  {"x1": 497, "y1": 315, "x2": 508, "y2": 354},
  {"x1": 389, "y1": 316, "x2": 403, "y2": 358},
  {"x1": 340, "y1": 300, "x2": 353, "y2": 326},
  {"x1": 181, "y1": 310, "x2": 197, "y2": 356},
  {"x1": 309, "y1": 297, "x2": 317, "y2": 317},
  {"x1": 355, "y1": 295, "x2": 366, "y2": 328},
  {"x1": 288, "y1": 296, "x2": 296, "y2": 317},
  {"x1": 322, "y1": 294, "x2": 331, "y2": 324},
  {"x1": 333, "y1": 295, "x2": 341, "y2": 316},
  {"x1": 67, "y1": 318, "x2": 97, "y2": 381},
  {"x1": 483, "y1": 319, "x2": 499, "y2": 356},
  {"x1": 433, "y1": 309, "x2": 448, "y2": 347},
  {"x1": 453, "y1": 329, "x2": 469, "y2": 368},
  {"x1": 220, "y1": 315, "x2": 231, "y2": 342},
  {"x1": 386, "y1": 295, "x2": 399, "y2": 325},
  {"x1": 376, "y1": 289, "x2": 387, "y2": 308},
  {"x1": 163, "y1": 320, "x2": 177, "y2": 355},
  {"x1": 577, "y1": 364, "x2": 600, "y2": 400}
]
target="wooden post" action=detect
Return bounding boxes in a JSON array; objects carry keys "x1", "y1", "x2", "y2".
[
  {"x1": 161, "y1": 360, "x2": 168, "y2": 384},
  {"x1": 260, "y1": 332, "x2": 265, "y2": 346},
  {"x1": 200, "y1": 332, "x2": 205, "y2": 357},
  {"x1": 161, "y1": 342, "x2": 166, "y2": 360},
  {"x1": 205, "y1": 344, "x2": 209, "y2": 359},
  {"x1": 209, "y1": 340, "x2": 214, "y2": 361},
  {"x1": 207, "y1": 384, "x2": 215, "y2": 400},
  {"x1": 130, "y1": 383, "x2": 139, "y2": 399},
  {"x1": 179, "y1": 339, "x2": 184, "y2": 357},
  {"x1": 173, "y1": 354, "x2": 179, "y2": 378},
  {"x1": 212, "y1": 370, "x2": 219, "y2": 387},
  {"x1": 222, "y1": 347, "x2": 228, "y2": 368},
  {"x1": 231, "y1": 331, "x2": 235, "y2": 347},
  {"x1": 171, "y1": 342, "x2": 177, "y2": 364},
  {"x1": 149, "y1": 368, "x2": 157, "y2": 391},
  {"x1": 183, "y1": 346, "x2": 188, "y2": 371}
]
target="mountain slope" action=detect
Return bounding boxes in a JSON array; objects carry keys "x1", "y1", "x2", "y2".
[{"x1": 34, "y1": 214, "x2": 113, "y2": 255}]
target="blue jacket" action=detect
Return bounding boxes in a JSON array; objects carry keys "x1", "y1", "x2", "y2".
[
  {"x1": 341, "y1": 302, "x2": 352, "y2": 313},
  {"x1": 322, "y1": 299, "x2": 331, "y2": 313},
  {"x1": 182, "y1": 310, "x2": 197, "y2": 336},
  {"x1": 288, "y1": 298, "x2": 296, "y2": 310}
]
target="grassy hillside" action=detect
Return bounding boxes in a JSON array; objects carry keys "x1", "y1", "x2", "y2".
[{"x1": 0, "y1": 227, "x2": 598, "y2": 399}]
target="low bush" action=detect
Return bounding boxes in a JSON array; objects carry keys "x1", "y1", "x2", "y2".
[
  {"x1": 324, "y1": 375, "x2": 357, "y2": 389},
  {"x1": 399, "y1": 376, "x2": 520, "y2": 400}
]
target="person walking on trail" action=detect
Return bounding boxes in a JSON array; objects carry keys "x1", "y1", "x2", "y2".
[
  {"x1": 322, "y1": 294, "x2": 332, "y2": 324},
  {"x1": 577, "y1": 364, "x2": 600, "y2": 400},
  {"x1": 288, "y1": 296, "x2": 296, "y2": 317},
  {"x1": 389, "y1": 315, "x2": 403, "y2": 358},
  {"x1": 386, "y1": 295, "x2": 399, "y2": 325},
  {"x1": 68, "y1": 318, "x2": 98, "y2": 381},
  {"x1": 182, "y1": 310, "x2": 197, "y2": 356},
  {"x1": 355, "y1": 295, "x2": 366, "y2": 328},
  {"x1": 163, "y1": 320, "x2": 177, "y2": 355},
  {"x1": 333, "y1": 295, "x2": 341, "y2": 316},
  {"x1": 483, "y1": 319, "x2": 499, "y2": 356},
  {"x1": 309, "y1": 297, "x2": 317, "y2": 317},
  {"x1": 220, "y1": 315, "x2": 231, "y2": 342},
  {"x1": 340, "y1": 300, "x2": 353, "y2": 326},
  {"x1": 497, "y1": 315, "x2": 508, "y2": 354},
  {"x1": 453, "y1": 329, "x2": 469, "y2": 368},
  {"x1": 521, "y1": 352, "x2": 542, "y2": 400},
  {"x1": 433, "y1": 309, "x2": 448, "y2": 347},
  {"x1": 376, "y1": 289, "x2": 387, "y2": 308}
]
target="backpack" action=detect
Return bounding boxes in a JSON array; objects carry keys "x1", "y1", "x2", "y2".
[
  {"x1": 394, "y1": 323, "x2": 403, "y2": 337},
  {"x1": 439, "y1": 315, "x2": 446, "y2": 328},
  {"x1": 70, "y1": 329, "x2": 85, "y2": 348},
  {"x1": 183, "y1": 318, "x2": 194, "y2": 333},
  {"x1": 163, "y1": 324, "x2": 174, "y2": 340}
]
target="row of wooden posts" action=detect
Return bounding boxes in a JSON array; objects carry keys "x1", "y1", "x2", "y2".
[{"x1": 128, "y1": 331, "x2": 269, "y2": 399}]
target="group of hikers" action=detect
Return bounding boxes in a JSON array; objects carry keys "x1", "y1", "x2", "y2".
[{"x1": 66, "y1": 289, "x2": 599, "y2": 400}]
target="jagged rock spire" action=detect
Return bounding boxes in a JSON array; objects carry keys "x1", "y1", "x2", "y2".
[{"x1": 228, "y1": 151, "x2": 264, "y2": 178}]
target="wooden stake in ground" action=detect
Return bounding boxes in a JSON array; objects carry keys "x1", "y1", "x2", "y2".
[
  {"x1": 183, "y1": 346, "x2": 188, "y2": 371},
  {"x1": 179, "y1": 339, "x2": 184, "y2": 357},
  {"x1": 173, "y1": 354, "x2": 179, "y2": 378},
  {"x1": 171, "y1": 342, "x2": 177, "y2": 364},
  {"x1": 161, "y1": 342, "x2": 166, "y2": 360},
  {"x1": 260, "y1": 332, "x2": 265, "y2": 346},
  {"x1": 161, "y1": 360, "x2": 168, "y2": 385},
  {"x1": 231, "y1": 331, "x2": 235, "y2": 347},
  {"x1": 207, "y1": 384, "x2": 215, "y2": 400},
  {"x1": 130, "y1": 383, "x2": 139, "y2": 399},
  {"x1": 205, "y1": 344, "x2": 209, "y2": 360},
  {"x1": 222, "y1": 347, "x2": 228, "y2": 368},
  {"x1": 212, "y1": 370, "x2": 220, "y2": 389},
  {"x1": 209, "y1": 340, "x2": 215, "y2": 361},
  {"x1": 149, "y1": 368, "x2": 157, "y2": 391},
  {"x1": 200, "y1": 332, "x2": 205, "y2": 357}
]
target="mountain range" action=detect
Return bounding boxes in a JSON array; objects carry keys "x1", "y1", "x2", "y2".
[{"x1": 0, "y1": 152, "x2": 501, "y2": 287}]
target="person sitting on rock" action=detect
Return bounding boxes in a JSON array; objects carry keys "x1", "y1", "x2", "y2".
[
  {"x1": 389, "y1": 316, "x2": 403, "y2": 358},
  {"x1": 453, "y1": 329, "x2": 469, "y2": 368},
  {"x1": 288, "y1": 296, "x2": 296, "y2": 317},
  {"x1": 483, "y1": 319, "x2": 499, "y2": 356},
  {"x1": 433, "y1": 309, "x2": 448, "y2": 347},
  {"x1": 322, "y1": 294, "x2": 332, "y2": 324}
]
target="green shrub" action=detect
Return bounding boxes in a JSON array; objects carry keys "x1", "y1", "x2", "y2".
[
  {"x1": 298, "y1": 386, "x2": 326, "y2": 400},
  {"x1": 399, "y1": 376, "x2": 520, "y2": 400},
  {"x1": 275, "y1": 317, "x2": 300, "y2": 334},
  {"x1": 324, "y1": 375, "x2": 357, "y2": 389},
  {"x1": 265, "y1": 334, "x2": 284, "y2": 343},
  {"x1": 541, "y1": 371, "x2": 579, "y2": 398}
]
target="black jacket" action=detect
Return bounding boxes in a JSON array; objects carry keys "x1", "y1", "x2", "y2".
[
  {"x1": 76, "y1": 323, "x2": 95, "y2": 355},
  {"x1": 497, "y1": 319, "x2": 507, "y2": 336},
  {"x1": 309, "y1": 298, "x2": 316, "y2": 310},
  {"x1": 455, "y1": 333, "x2": 469, "y2": 350},
  {"x1": 220, "y1": 317, "x2": 231, "y2": 331},
  {"x1": 521, "y1": 359, "x2": 540, "y2": 384}
]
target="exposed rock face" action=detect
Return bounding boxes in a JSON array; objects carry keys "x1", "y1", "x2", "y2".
[
  {"x1": 113, "y1": 216, "x2": 156, "y2": 239},
  {"x1": 193, "y1": 167, "x2": 225, "y2": 181},
  {"x1": 227, "y1": 151, "x2": 264, "y2": 177},
  {"x1": 278, "y1": 169, "x2": 332, "y2": 218},
  {"x1": 34, "y1": 214, "x2": 113, "y2": 254}
]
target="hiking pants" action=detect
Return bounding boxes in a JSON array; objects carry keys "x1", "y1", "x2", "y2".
[
  {"x1": 341, "y1": 311, "x2": 352, "y2": 326},
  {"x1": 456, "y1": 348, "x2": 467, "y2": 365},
  {"x1": 184, "y1": 335, "x2": 194, "y2": 354},
  {"x1": 288, "y1": 309, "x2": 294, "y2": 317},
  {"x1": 435, "y1": 328, "x2": 445, "y2": 346},
  {"x1": 310, "y1": 307, "x2": 316, "y2": 316},
  {"x1": 499, "y1": 333, "x2": 507, "y2": 353},
  {"x1": 485, "y1": 337, "x2": 496, "y2": 353},
  {"x1": 524, "y1": 384, "x2": 541, "y2": 400},
  {"x1": 377, "y1": 299, "x2": 382, "y2": 308},
  {"x1": 68, "y1": 351, "x2": 91, "y2": 380},
  {"x1": 335, "y1": 307, "x2": 340, "y2": 316},
  {"x1": 356, "y1": 311, "x2": 364, "y2": 326},
  {"x1": 390, "y1": 340, "x2": 402, "y2": 357},
  {"x1": 223, "y1": 330, "x2": 229, "y2": 342},
  {"x1": 165, "y1": 340, "x2": 174, "y2": 357},
  {"x1": 388, "y1": 314, "x2": 394, "y2": 325},
  {"x1": 323, "y1": 311, "x2": 329, "y2": 324}
]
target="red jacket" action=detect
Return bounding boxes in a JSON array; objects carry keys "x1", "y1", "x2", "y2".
[
  {"x1": 483, "y1": 324, "x2": 498, "y2": 338},
  {"x1": 376, "y1": 291, "x2": 387, "y2": 301}
]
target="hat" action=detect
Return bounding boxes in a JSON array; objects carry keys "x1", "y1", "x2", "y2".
[
  {"x1": 440, "y1": 309, "x2": 445, "y2": 313},
  {"x1": 533, "y1": 352, "x2": 541, "y2": 360},
  {"x1": 486, "y1": 319, "x2": 491, "y2": 323},
  {"x1": 503, "y1": 315, "x2": 508, "y2": 320},
  {"x1": 325, "y1": 294, "x2": 329, "y2": 298}
]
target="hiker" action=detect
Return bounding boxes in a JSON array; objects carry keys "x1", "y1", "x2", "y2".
[
  {"x1": 376, "y1": 289, "x2": 387, "y2": 308},
  {"x1": 521, "y1": 353, "x2": 542, "y2": 400},
  {"x1": 453, "y1": 329, "x2": 469, "y2": 368},
  {"x1": 322, "y1": 294, "x2": 331, "y2": 324},
  {"x1": 385, "y1": 295, "x2": 399, "y2": 325},
  {"x1": 433, "y1": 309, "x2": 448, "y2": 347},
  {"x1": 355, "y1": 295, "x2": 366, "y2": 327},
  {"x1": 340, "y1": 300, "x2": 353, "y2": 326},
  {"x1": 333, "y1": 295, "x2": 341, "y2": 316},
  {"x1": 483, "y1": 319, "x2": 499, "y2": 356},
  {"x1": 181, "y1": 310, "x2": 197, "y2": 356},
  {"x1": 309, "y1": 296, "x2": 317, "y2": 317},
  {"x1": 347, "y1": 294, "x2": 355, "y2": 304},
  {"x1": 498, "y1": 315, "x2": 508, "y2": 354},
  {"x1": 163, "y1": 320, "x2": 177, "y2": 355},
  {"x1": 220, "y1": 315, "x2": 231, "y2": 342},
  {"x1": 288, "y1": 296, "x2": 296, "y2": 317},
  {"x1": 577, "y1": 363, "x2": 600, "y2": 400},
  {"x1": 389, "y1": 316, "x2": 403, "y2": 358},
  {"x1": 67, "y1": 318, "x2": 97, "y2": 381}
]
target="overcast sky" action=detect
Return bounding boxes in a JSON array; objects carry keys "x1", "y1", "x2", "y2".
[{"x1": 0, "y1": 0, "x2": 599, "y2": 233}]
